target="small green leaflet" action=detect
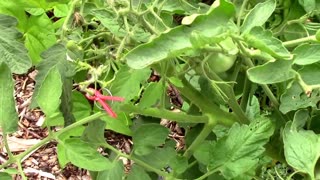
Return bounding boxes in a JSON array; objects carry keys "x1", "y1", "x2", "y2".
[
  {"x1": 32, "y1": 44, "x2": 75, "y2": 108},
  {"x1": 293, "y1": 44, "x2": 320, "y2": 65},
  {"x1": 244, "y1": 26, "x2": 291, "y2": 60},
  {"x1": 110, "y1": 66, "x2": 151, "y2": 103},
  {"x1": 133, "y1": 123, "x2": 169, "y2": 156},
  {"x1": 23, "y1": 13, "x2": 56, "y2": 64},
  {"x1": 283, "y1": 121, "x2": 320, "y2": 178},
  {"x1": 0, "y1": 14, "x2": 31, "y2": 74},
  {"x1": 126, "y1": 165, "x2": 151, "y2": 180},
  {"x1": 298, "y1": 63, "x2": 320, "y2": 85},
  {"x1": 209, "y1": 117, "x2": 274, "y2": 179},
  {"x1": 0, "y1": 63, "x2": 18, "y2": 133},
  {"x1": 125, "y1": 0, "x2": 235, "y2": 69},
  {"x1": 279, "y1": 81, "x2": 320, "y2": 114},
  {"x1": 247, "y1": 60, "x2": 295, "y2": 84},
  {"x1": 241, "y1": 0, "x2": 276, "y2": 34},
  {"x1": 64, "y1": 138, "x2": 112, "y2": 171},
  {"x1": 96, "y1": 160, "x2": 125, "y2": 180},
  {"x1": 138, "y1": 81, "x2": 164, "y2": 109},
  {"x1": 36, "y1": 67, "x2": 62, "y2": 116}
]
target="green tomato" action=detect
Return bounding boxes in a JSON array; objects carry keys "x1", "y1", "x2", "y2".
[
  {"x1": 66, "y1": 40, "x2": 82, "y2": 51},
  {"x1": 207, "y1": 52, "x2": 237, "y2": 73},
  {"x1": 206, "y1": 37, "x2": 238, "y2": 73}
]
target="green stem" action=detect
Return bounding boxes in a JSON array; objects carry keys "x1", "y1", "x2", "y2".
[
  {"x1": 282, "y1": 35, "x2": 317, "y2": 48},
  {"x1": 55, "y1": 112, "x2": 104, "y2": 137},
  {"x1": 120, "y1": 104, "x2": 209, "y2": 123},
  {"x1": 61, "y1": 0, "x2": 80, "y2": 39},
  {"x1": 183, "y1": 114, "x2": 217, "y2": 158},
  {"x1": 240, "y1": 75, "x2": 251, "y2": 111},
  {"x1": 100, "y1": 143, "x2": 171, "y2": 178},
  {"x1": 176, "y1": 76, "x2": 238, "y2": 127},
  {"x1": 3, "y1": 133, "x2": 14, "y2": 159},
  {"x1": 195, "y1": 168, "x2": 219, "y2": 180},
  {"x1": 237, "y1": 0, "x2": 250, "y2": 27}
]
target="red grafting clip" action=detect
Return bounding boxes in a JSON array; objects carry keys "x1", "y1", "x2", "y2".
[{"x1": 85, "y1": 88, "x2": 124, "y2": 118}]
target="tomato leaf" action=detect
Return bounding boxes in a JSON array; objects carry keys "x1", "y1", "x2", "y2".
[
  {"x1": 283, "y1": 121, "x2": 320, "y2": 177},
  {"x1": 96, "y1": 160, "x2": 125, "y2": 180},
  {"x1": 133, "y1": 123, "x2": 169, "y2": 156},
  {"x1": 64, "y1": 138, "x2": 112, "y2": 171},
  {"x1": 0, "y1": 14, "x2": 31, "y2": 74},
  {"x1": 293, "y1": 44, "x2": 320, "y2": 65},
  {"x1": 241, "y1": 0, "x2": 276, "y2": 34},
  {"x1": 31, "y1": 44, "x2": 75, "y2": 108},
  {"x1": 0, "y1": 63, "x2": 18, "y2": 133},
  {"x1": 36, "y1": 67, "x2": 62, "y2": 115},
  {"x1": 279, "y1": 81, "x2": 320, "y2": 114},
  {"x1": 209, "y1": 117, "x2": 274, "y2": 179},
  {"x1": 126, "y1": 164, "x2": 151, "y2": 180},
  {"x1": 125, "y1": 0, "x2": 235, "y2": 69},
  {"x1": 244, "y1": 26, "x2": 291, "y2": 59},
  {"x1": 298, "y1": 63, "x2": 320, "y2": 85},
  {"x1": 247, "y1": 60, "x2": 295, "y2": 84},
  {"x1": 24, "y1": 13, "x2": 56, "y2": 64},
  {"x1": 110, "y1": 66, "x2": 151, "y2": 103}
]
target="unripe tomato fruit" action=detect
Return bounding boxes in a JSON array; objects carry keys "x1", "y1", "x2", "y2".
[
  {"x1": 66, "y1": 40, "x2": 82, "y2": 51},
  {"x1": 206, "y1": 37, "x2": 238, "y2": 73},
  {"x1": 207, "y1": 53, "x2": 237, "y2": 73}
]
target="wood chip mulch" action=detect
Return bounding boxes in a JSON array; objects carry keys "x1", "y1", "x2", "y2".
[{"x1": 0, "y1": 70, "x2": 185, "y2": 180}]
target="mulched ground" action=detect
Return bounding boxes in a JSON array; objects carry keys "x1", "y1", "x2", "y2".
[{"x1": 0, "y1": 70, "x2": 184, "y2": 179}]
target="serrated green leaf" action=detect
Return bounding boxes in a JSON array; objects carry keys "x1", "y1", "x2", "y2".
[
  {"x1": 247, "y1": 60, "x2": 295, "y2": 84},
  {"x1": 193, "y1": 140, "x2": 214, "y2": 165},
  {"x1": 293, "y1": 44, "x2": 320, "y2": 65},
  {"x1": 82, "y1": 119, "x2": 106, "y2": 144},
  {"x1": 209, "y1": 117, "x2": 274, "y2": 179},
  {"x1": 0, "y1": 14, "x2": 31, "y2": 74},
  {"x1": 127, "y1": 165, "x2": 151, "y2": 180},
  {"x1": 64, "y1": 138, "x2": 112, "y2": 171},
  {"x1": 32, "y1": 44, "x2": 75, "y2": 108},
  {"x1": 0, "y1": 172, "x2": 12, "y2": 180},
  {"x1": 292, "y1": 110, "x2": 309, "y2": 131},
  {"x1": 24, "y1": 13, "x2": 57, "y2": 64},
  {"x1": 110, "y1": 66, "x2": 151, "y2": 102},
  {"x1": 168, "y1": 155, "x2": 188, "y2": 174},
  {"x1": 244, "y1": 26, "x2": 291, "y2": 59},
  {"x1": 133, "y1": 123, "x2": 169, "y2": 156},
  {"x1": 96, "y1": 160, "x2": 125, "y2": 180},
  {"x1": 101, "y1": 115, "x2": 132, "y2": 136},
  {"x1": 125, "y1": 0, "x2": 235, "y2": 69},
  {"x1": 57, "y1": 127, "x2": 85, "y2": 168},
  {"x1": 279, "y1": 81, "x2": 320, "y2": 114},
  {"x1": 245, "y1": 95, "x2": 260, "y2": 121},
  {"x1": 241, "y1": 0, "x2": 276, "y2": 34},
  {"x1": 136, "y1": 147, "x2": 176, "y2": 169},
  {"x1": 72, "y1": 91, "x2": 91, "y2": 120},
  {"x1": 36, "y1": 67, "x2": 62, "y2": 115},
  {"x1": 0, "y1": 63, "x2": 18, "y2": 133},
  {"x1": 283, "y1": 122, "x2": 320, "y2": 178},
  {"x1": 299, "y1": 0, "x2": 316, "y2": 12},
  {"x1": 138, "y1": 82, "x2": 164, "y2": 109},
  {"x1": 298, "y1": 63, "x2": 320, "y2": 85},
  {"x1": 53, "y1": 4, "x2": 69, "y2": 17}
]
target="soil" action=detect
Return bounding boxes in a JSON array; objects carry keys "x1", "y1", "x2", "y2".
[{"x1": 1, "y1": 70, "x2": 184, "y2": 180}]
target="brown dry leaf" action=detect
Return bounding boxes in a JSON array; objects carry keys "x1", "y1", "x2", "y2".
[{"x1": 3, "y1": 136, "x2": 41, "y2": 152}]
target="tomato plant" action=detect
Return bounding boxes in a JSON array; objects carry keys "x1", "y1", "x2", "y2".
[{"x1": 1, "y1": 0, "x2": 320, "y2": 179}]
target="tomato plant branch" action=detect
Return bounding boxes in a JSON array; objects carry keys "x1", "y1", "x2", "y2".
[
  {"x1": 283, "y1": 35, "x2": 317, "y2": 48},
  {"x1": 120, "y1": 104, "x2": 209, "y2": 123},
  {"x1": 61, "y1": 0, "x2": 80, "y2": 39},
  {"x1": 176, "y1": 76, "x2": 238, "y2": 126},
  {"x1": 183, "y1": 114, "x2": 217, "y2": 158},
  {"x1": 239, "y1": 75, "x2": 251, "y2": 111},
  {"x1": 100, "y1": 142, "x2": 172, "y2": 178}
]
